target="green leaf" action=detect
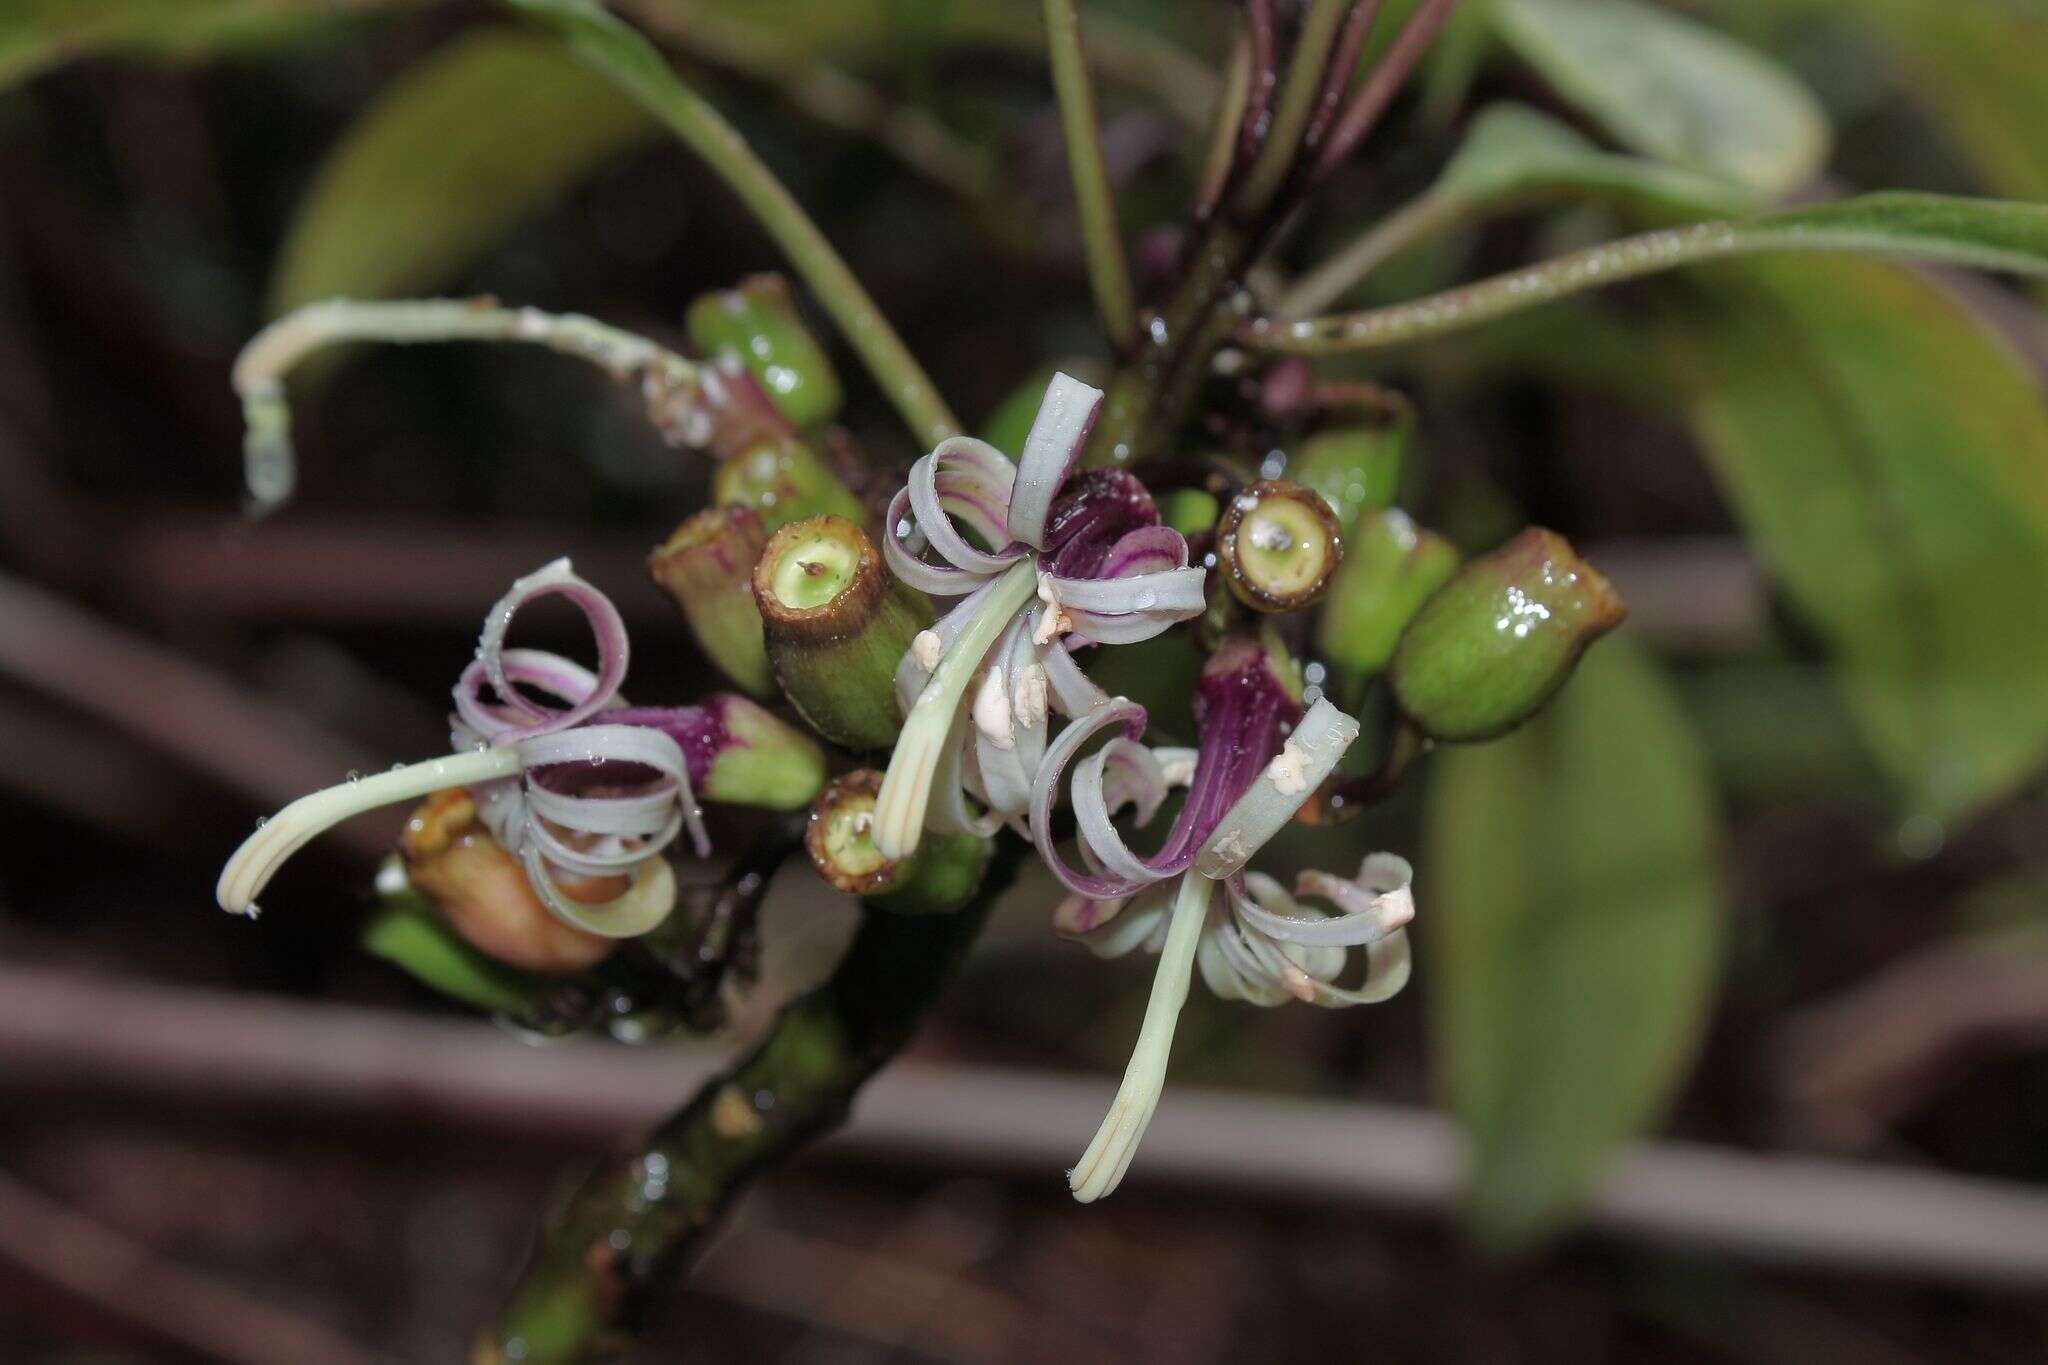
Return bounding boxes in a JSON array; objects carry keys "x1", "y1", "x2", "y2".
[
  {"x1": 1661, "y1": 256, "x2": 2048, "y2": 827},
  {"x1": 363, "y1": 891, "x2": 554, "y2": 1016},
  {"x1": 1702, "y1": 0, "x2": 2048, "y2": 202},
  {"x1": 1428, "y1": 635, "x2": 1723, "y2": 1249},
  {"x1": 1492, "y1": 0, "x2": 1830, "y2": 197},
  {"x1": 0, "y1": 0, "x2": 397, "y2": 88},
  {"x1": 269, "y1": 30, "x2": 653, "y2": 314},
  {"x1": 1736, "y1": 191, "x2": 2048, "y2": 278},
  {"x1": 1435, "y1": 102, "x2": 1763, "y2": 219}
]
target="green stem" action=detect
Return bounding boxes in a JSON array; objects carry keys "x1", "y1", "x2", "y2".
[
  {"x1": 510, "y1": 0, "x2": 960, "y2": 448},
  {"x1": 233, "y1": 297, "x2": 695, "y2": 510},
  {"x1": 480, "y1": 841, "x2": 1022, "y2": 1365},
  {"x1": 1276, "y1": 187, "x2": 1467, "y2": 318},
  {"x1": 1044, "y1": 0, "x2": 1137, "y2": 348},
  {"x1": 1247, "y1": 219, "x2": 1753, "y2": 354},
  {"x1": 1234, "y1": 0, "x2": 1353, "y2": 214}
]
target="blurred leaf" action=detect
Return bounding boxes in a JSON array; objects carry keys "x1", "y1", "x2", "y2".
[
  {"x1": 269, "y1": 30, "x2": 653, "y2": 314},
  {"x1": 0, "y1": 0, "x2": 401, "y2": 88},
  {"x1": 1734, "y1": 191, "x2": 2048, "y2": 277},
  {"x1": 1662, "y1": 257, "x2": 2048, "y2": 827},
  {"x1": 1435, "y1": 102, "x2": 1763, "y2": 218},
  {"x1": 1703, "y1": 0, "x2": 2048, "y2": 201},
  {"x1": 363, "y1": 891, "x2": 552, "y2": 1015},
  {"x1": 1493, "y1": 0, "x2": 1830, "y2": 196},
  {"x1": 1429, "y1": 635, "x2": 1722, "y2": 1249}
]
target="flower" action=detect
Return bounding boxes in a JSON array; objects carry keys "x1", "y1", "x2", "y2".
[
  {"x1": 872, "y1": 373, "x2": 1207, "y2": 857},
  {"x1": 1023, "y1": 630, "x2": 1416, "y2": 1202},
  {"x1": 218, "y1": 559, "x2": 711, "y2": 939},
  {"x1": 1060, "y1": 854, "x2": 1415, "y2": 1009}
]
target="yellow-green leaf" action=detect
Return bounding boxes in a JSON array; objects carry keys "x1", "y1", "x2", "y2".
[
  {"x1": 1662, "y1": 256, "x2": 2048, "y2": 828},
  {"x1": 269, "y1": 29, "x2": 653, "y2": 314},
  {"x1": 1493, "y1": 0, "x2": 1829, "y2": 197},
  {"x1": 1436, "y1": 102, "x2": 1762, "y2": 219},
  {"x1": 1429, "y1": 635, "x2": 1723, "y2": 1249}
]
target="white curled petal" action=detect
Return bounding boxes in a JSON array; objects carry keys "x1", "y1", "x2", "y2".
[
  {"x1": 1048, "y1": 566, "x2": 1208, "y2": 614},
  {"x1": 1009, "y1": 372, "x2": 1104, "y2": 548},
  {"x1": 1038, "y1": 633, "x2": 1107, "y2": 716},
  {"x1": 468, "y1": 558, "x2": 629, "y2": 739},
  {"x1": 909, "y1": 438, "x2": 1025, "y2": 577},
  {"x1": 884, "y1": 487, "x2": 989, "y2": 596},
  {"x1": 1195, "y1": 699, "x2": 1360, "y2": 879},
  {"x1": 518, "y1": 844, "x2": 677, "y2": 939},
  {"x1": 1289, "y1": 856, "x2": 1415, "y2": 945}
]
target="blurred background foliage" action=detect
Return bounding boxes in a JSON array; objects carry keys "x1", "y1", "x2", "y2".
[{"x1": 2, "y1": 0, "x2": 2046, "y2": 1359}]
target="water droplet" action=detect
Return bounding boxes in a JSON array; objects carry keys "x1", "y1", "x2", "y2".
[
  {"x1": 254, "y1": 816, "x2": 268, "y2": 828},
  {"x1": 345, "y1": 770, "x2": 361, "y2": 783},
  {"x1": 1134, "y1": 590, "x2": 1157, "y2": 610}
]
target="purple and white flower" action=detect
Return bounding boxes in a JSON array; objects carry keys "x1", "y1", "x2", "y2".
[
  {"x1": 218, "y1": 559, "x2": 708, "y2": 938},
  {"x1": 872, "y1": 373, "x2": 1207, "y2": 857}
]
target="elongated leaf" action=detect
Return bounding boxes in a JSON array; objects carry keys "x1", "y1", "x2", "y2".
[
  {"x1": 1739, "y1": 192, "x2": 2048, "y2": 278},
  {"x1": 0, "y1": 0, "x2": 392, "y2": 87},
  {"x1": 1435, "y1": 102, "x2": 1762, "y2": 219},
  {"x1": 1493, "y1": 0, "x2": 1829, "y2": 197},
  {"x1": 1662, "y1": 256, "x2": 2048, "y2": 827},
  {"x1": 269, "y1": 30, "x2": 652, "y2": 313},
  {"x1": 1702, "y1": 0, "x2": 2048, "y2": 202},
  {"x1": 1429, "y1": 635, "x2": 1723, "y2": 1249}
]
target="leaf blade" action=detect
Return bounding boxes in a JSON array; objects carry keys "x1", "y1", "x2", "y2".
[
  {"x1": 1493, "y1": 0, "x2": 1830, "y2": 196},
  {"x1": 1429, "y1": 636, "x2": 1724, "y2": 1249},
  {"x1": 1661, "y1": 256, "x2": 2048, "y2": 826},
  {"x1": 269, "y1": 30, "x2": 653, "y2": 314}
]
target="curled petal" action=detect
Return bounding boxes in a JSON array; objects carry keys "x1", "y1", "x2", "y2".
[
  {"x1": 1008, "y1": 372, "x2": 1103, "y2": 549},
  {"x1": 1049, "y1": 565, "x2": 1207, "y2": 615},
  {"x1": 1289, "y1": 852, "x2": 1416, "y2": 945},
  {"x1": 1028, "y1": 697, "x2": 1169, "y2": 898},
  {"x1": 883, "y1": 487, "x2": 990, "y2": 597},
  {"x1": 460, "y1": 559, "x2": 628, "y2": 742},
  {"x1": 1195, "y1": 699, "x2": 1361, "y2": 880},
  {"x1": 908, "y1": 436, "x2": 1025, "y2": 578},
  {"x1": 1037, "y1": 625, "x2": 1108, "y2": 717},
  {"x1": 516, "y1": 720, "x2": 708, "y2": 861},
  {"x1": 517, "y1": 845, "x2": 677, "y2": 940}
]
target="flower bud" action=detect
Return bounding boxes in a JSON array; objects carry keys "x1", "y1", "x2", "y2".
[
  {"x1": 622, "y1": 694, "x2": 827, "y2": 810},
  {"x1": 753, "y1": 515, "x2": 934, "y2": 749},
  {"x1": 1215, "y1": 480, "x2": 1344, "y2": 612},
  {"x1": 648, "y1": 505, "x2": 775, "y2": 698},
  {"x1": 713, "y1": 440, "x2": 866, "y2": 533},
  {"x1": 1287, "y1": 399, "x2": 1410, "y2": 531},
  {"x1": 1391, "y1": 527, "x2": 1626, "y2": 741},
  {"x1": 1160, "y1": 487, "x2": 1220, "y2": 536},
  {"x1": 686, "y1": 273, "x2": 842, "y2": 428},
  {"x1": 1315, "y1": 508, "x2": 1459, "y2": 684},
  {"x1": 805, "y1": 769, "x2": 990, "y2": 914},
  {"x1": 400, "y1": 789, "x2": 617, "y2": 973}
]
